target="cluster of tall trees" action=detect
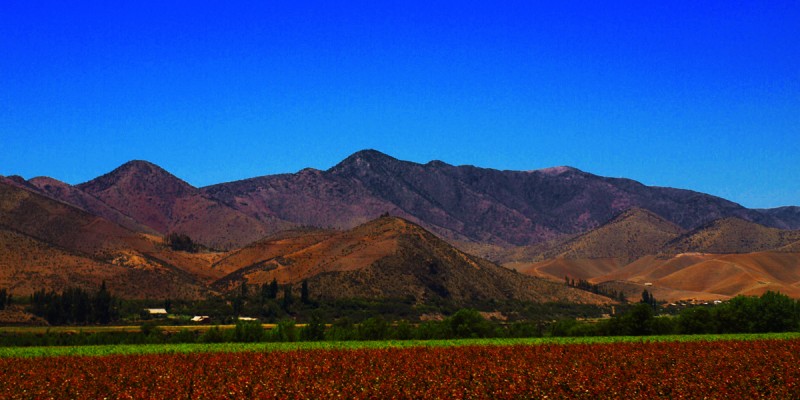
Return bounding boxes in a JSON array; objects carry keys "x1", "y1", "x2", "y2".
[
  {"x1": 231, "y1": 279, "x2": 312, "y2": 318},
  {"x1": 165, "y1": 233, "x2": 198, "y2": 253},
  {"x1": 29, "y1": 282, "x2": 116, "y2": 325},
  {"x1": 0, "y1": 288, "x2": 9, "y2": 310}
]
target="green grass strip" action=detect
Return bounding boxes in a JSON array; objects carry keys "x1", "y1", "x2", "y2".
[{"x1": 1, "y1": 332, "x2": 799, "y2": 358}]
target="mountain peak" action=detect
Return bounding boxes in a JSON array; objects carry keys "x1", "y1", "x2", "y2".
[
  {"x1": 329, "y1": 149, "x2": 399, "y2": 173},
  {"x1": 78, "y1": 160, "x2": 195, "y2": 195},
  {"x1": 115, "y1": 160, "x2": 171, "y2": 176}
]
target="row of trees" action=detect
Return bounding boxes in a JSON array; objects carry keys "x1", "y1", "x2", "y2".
[
  {"x1": 138, "y1": 309, "x2": 541, "y2": 344},
  {"x1": 28, "y1": 282, "x2": 116, "y2": 325},
  {"x1": 553, "y1": 291, "x2": 800, "y2": 337},
  {"x1": 230, "y1": 280, "x2": 311, "y2": 318}
]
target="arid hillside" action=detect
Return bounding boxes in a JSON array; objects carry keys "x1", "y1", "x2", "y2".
[
  {"x1": 664, "y1": 217, "x2": 800, "y2": 254},
  {"x1": 507, "y1": 209, "x2": 800, "y2": 301},
  {"x1": 213, "y1": 217, "x2": 611, "y2": 305}
]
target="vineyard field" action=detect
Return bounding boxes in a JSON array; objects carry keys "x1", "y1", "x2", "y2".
[{"x1": 1, "y1": 338, "x2": 798, "y2": 398}]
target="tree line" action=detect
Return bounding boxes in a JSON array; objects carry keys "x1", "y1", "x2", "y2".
[
  {"x1": 552, "y1": 291, "x2": 800, "y2": 337},
  {"x1": 28, "y1": 282, "x2": 116, "y2": 325}
]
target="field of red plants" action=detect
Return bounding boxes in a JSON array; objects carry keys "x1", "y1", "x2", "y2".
[{"x1": 1, "y1": 339, "x2": 798, "y2": 399}]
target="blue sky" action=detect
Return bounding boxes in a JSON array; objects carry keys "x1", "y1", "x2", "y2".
[{"x1": 1, "y1": 2, "x2": 798, "y2": 208}]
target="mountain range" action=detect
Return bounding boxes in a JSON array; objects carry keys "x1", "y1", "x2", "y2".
[{"x1": 1, "y1": 149, "x2": 798, "y2": 303}]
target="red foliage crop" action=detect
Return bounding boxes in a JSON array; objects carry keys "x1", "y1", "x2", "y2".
[{"x1": 1, "y1": 339, "x2": 798, "y2": 399}]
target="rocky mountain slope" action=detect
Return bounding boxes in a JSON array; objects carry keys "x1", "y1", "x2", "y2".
[{"x1": 204, "y1": 150, "x2": 797, "y2": 248}]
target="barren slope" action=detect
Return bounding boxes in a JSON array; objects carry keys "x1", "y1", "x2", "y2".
[
  {"x1": 594, "y1": 252, "x2": 800, "y2": 299},
  {"x1": 0, "y1": 227, "x2": 212, "y2": 299},
  {"x1": 213, "y1": 217, "x2": 611, "y2": 305}
]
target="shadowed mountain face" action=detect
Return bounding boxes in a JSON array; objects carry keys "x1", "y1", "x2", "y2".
[
  {"x1": 757, "y1": 206, "x2": 800, "y2": 230},
  {"x1": 204, "y1": 150, "x2": 797, "y2": 247}
]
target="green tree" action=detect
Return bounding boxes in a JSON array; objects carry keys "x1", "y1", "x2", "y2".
[
  {"x1": 391, "y1": 320, "x2": 414, "y2": 340},
  {"x1": 620, "y1": 302, "x2": 655, "y2": 336},
  {"x1": 300, "y1": 280, "x2": 310, "y2": 304},
  {"x1": 271, "y1": 319, "x2": 298, "y2": 342},
  {"x1": 678, "y1": 306, "x2": 716, "y2": 334},
  {"x1": 199, "y1": 326, "x2": 225, "y2": 343},
  {"x1": 715, "y1": 295, "x2": 758, "y2": 333},
  {"x1": 358, "y1": 316, "x2": 389, "y2": 340},
  {"x1": 92, "y1": 281, "x2": 114, "y2": 324},
  {"x1": 233, "y1": 320, "x2": 265, "y2": 342},
  {"x1": 448, "y1": 309, "x2": 493, "y2": 338},
  {"x1": 231, "y1": 296, "x2": 244, "y2": 317},
  {"x1": 752, "y1": 291, "x2": 798, "y2": 333},
  {"x1": 281, "y1": 285, "x2": 293, "y2": 310},
  {"x1": 327, "y1": 318, "x2": 357, "y2": 341},
  {"x1": 268, "y1": 278, "x2": 278, "y2": 299},
  {"x1": 166, "y1": 233, "x2": 197, "y2": 252},
  {"x1": 300, "y1": 312, "x2": 325, "y2": 341}
]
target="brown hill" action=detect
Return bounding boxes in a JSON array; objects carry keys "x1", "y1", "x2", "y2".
[
  {"x1": 213, "y1": 217, "x2": 611, "y2": 305},
  {"x1": 664, "y1": 217, "x2": 800, "y2": 255},
  {"x1": 212, "y1": 228, "x2": 337, "y2": 275},
  {"x1": 506, "y1": 214, "x2": 800, "y2": 301},
  {"x1": 76, "y1": 160, "x2": 289, "y2": 249},
  {"x1": 593, "y1": 252, "x2": 800, "y2": 300},
  {"x1": 512, "y1": 208, "x2": 684, "y2": 264},
  {"x1": 507, "y1": 258, "x2": 625, "y2": 282},
  {"x1": 0, "y1": 227, "x2": 212, "y2": 299},
  {"x1": 0, "y1": 181, "x2": 223, "y2": 298}
]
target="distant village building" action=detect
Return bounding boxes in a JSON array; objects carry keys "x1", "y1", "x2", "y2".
[
  {"x1": 144, "y1": 308, "x2": 168, "y2": 315},
  {"x1": 238, "y1": 317, "x2": 258, "y2": 321},
  {"x1": 191, "y1": 316, "x2": 211, "y2": 323}
]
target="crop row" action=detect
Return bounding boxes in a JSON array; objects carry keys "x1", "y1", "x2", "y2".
[
  {"x1": 1, "y1": 339, "x2": 798, "y2": 399},
  {"x1": 4, "y1": 332, "x2": 799, "y2": 358}
]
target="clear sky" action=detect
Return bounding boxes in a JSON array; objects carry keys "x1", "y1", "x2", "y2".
[{"x1": 1, "y1": 2, "x2": 798, "y2": 208}]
